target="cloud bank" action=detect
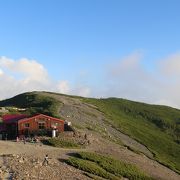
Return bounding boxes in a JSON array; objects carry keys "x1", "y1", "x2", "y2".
[
  {"x1": 1, "y1": 53, "x2": 180, "y2": 109},
  {"x1": 105, "y1": 52, "x2": 180, "y2": 108},
  {"x1": 0, "y1": 56, "x2": 91, "y2": 100}
]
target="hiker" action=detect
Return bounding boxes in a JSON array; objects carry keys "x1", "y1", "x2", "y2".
[
  {"x1": 16, "y1": 136, "x2": 19, "y2": 142},
  {"x1": 84, "y1": 133, "x2": 87, "y2": 140},
  {"x1": 23, "y1": 137, "x2": 26, "y2": 144},
  {"x1": 36, "y1": 137, "x2": 39, "y2": 143},
  {"x1": 42, "y1": 154, "x2": 49, "y2": 166}
]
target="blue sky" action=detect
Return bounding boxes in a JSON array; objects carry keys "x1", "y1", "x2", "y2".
[{"x1": 0, "y1": 0, "x2": 180, "y2": 107}]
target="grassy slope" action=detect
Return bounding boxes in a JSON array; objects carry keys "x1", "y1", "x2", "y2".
[
  {"x1": 0, "y1": 92, "x2": 180, "y2": 172},
  {"x1": 83, "y1": 98, "x2": 180, "y2": 173},
  {"x1": 66, "y1": 152, "x2": 153, "y2": 180},
  {"x1": 0, "y1": 92, "x2": 61, "y2": 118}
]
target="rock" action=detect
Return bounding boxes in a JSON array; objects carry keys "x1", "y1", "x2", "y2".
[
  {"x1": 32, "y1": 176, "x2": 37, "y2": 179},
  {"x1": 5, "y1": 169, "x2": 9, "y2": 173},
  {"x1": 1, "y1": 166, "x2": 6, "y2": 171},
  {"x1": 18, "y1": 158, "x2": 24, "y2": 163}
]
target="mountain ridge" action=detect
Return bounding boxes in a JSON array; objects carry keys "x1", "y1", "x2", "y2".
[{"x1": 0, "y1": 91, "x2": 180, "y2": 174}]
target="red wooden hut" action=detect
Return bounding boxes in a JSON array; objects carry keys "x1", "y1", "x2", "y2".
[
  {"x1": 18, "y1": 114, "x2": 64, "y2": 137},
  {"x1": 1, "y1": 114, "x2": 64, "y2": 139}
]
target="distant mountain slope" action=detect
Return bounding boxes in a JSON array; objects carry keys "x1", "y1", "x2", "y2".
[
  {"x1": 83, "y1": 97, "x2": 180, "y2": 173},
  {"x1": 0, "y1": 91, "x2": 180, "y2": 173},
  {"x1": 0, "y1": 92, "x2": 61, "y2": 117}
]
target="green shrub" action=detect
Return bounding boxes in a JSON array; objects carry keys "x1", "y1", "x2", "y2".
[
  {"x1": 76, "y1": 152, "x2": 153, "y2": 180},
  {"x1": 42, "y1": 138, "x2": 80, "y2": 148},
  {"x1": 66, "y1": 157, "x2": 120, "y2": 180}
]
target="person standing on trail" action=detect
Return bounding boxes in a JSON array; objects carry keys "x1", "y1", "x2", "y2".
[
  {"x1": 84, "y1": 133, "x2": 87, "y2": 140},
  {"x1": 23, "y1": 137, "x2": 26, "y2": 144},
  {"x1": 42, "y1": 154, "x2": 49, "y2": 166},
  {"x1": 16, "y1": 136, "x2": 19, "y2": 142}
]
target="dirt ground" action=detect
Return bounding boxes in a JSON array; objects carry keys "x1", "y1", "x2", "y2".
[
  {"x1": 0, "y1": 140, "x2": 91, "y2": 180},
  {"x1": 0, "y1": 137, "x2": 179, "y2": 180}
]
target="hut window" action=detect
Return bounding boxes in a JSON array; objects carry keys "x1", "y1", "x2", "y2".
[
  {"x1": 38, "y1": 122, "x2": 45, "y2": 129},
  {"x1": 24, "y1": 123, "x2": 30, "y2": 128}
]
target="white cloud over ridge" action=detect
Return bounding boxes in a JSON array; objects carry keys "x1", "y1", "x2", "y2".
[
  {"x1": 0, "y1": 56, "x2": 91, "y2": 100},
  {"x1": 109, "y1": 52, "x2": 143, "y2": 76},
  {"x1": 57, "y1": 81, "x2": 70, "y2": 94},
  {"x1": 160, "y1": 53, "x2": 180, "y2": 77},
  {"x1": 106, "y1": 52, "x2": 180, "y2": 108},
  {"x1": 1, "y1": 53, "x2": 180, "y2": 109},
  {"x1": 0, "y1": 69, "x2": 3, "y2": 76}
]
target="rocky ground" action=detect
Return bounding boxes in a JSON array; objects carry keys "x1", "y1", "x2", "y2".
[
  {"x1": 2, "y1": 154, "x2": 90, "y2": 180},
  {"x1": 0, "y1": 141, "x2": 91, "y2": 180},
  {"x1": 0, "y1": 135, "x2": 180, "y2": 180}
]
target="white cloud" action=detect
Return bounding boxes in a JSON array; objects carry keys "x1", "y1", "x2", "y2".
[
  {"x1": 56, "y1": 81, "x2": 91, "y2": 97},
  {"x1": 73, "y1": 86, "x2": 91, "y2": 97},
  {"x1": 109, "y1": 52, "x2": 143, "y2": 76},
  {"x1": 0, "y1": 56, "x2": 13, "y2": 67},
  {"x1": 0, "y1": 56, "x2": 91, "y2": 100},
  {"x1": 159, "y1": 53, "x2": 180, "y2": 77},
  {"x1": 155, "y1": 52, "x2": 180, "y2": 108},
  {"x1": 105, "y1": 51, "x2": 180, "y2": 109},
  {"x1": 1, "y1": 54, "x2": 180, "y2": 109},
  {"x1": 0, "y1": 56, "x2": 49, "y2": 82},
  {"x1": 57, "y1": 81, "x2": 70, "y2": 94},
  {"x1": 0, "y1": 57, "x2": 50, "y2": 99},
  {"x1": 106, "y1": 52, "x2": 155, "y2": 100},
  {"x1": 0, "y1": 69, "x2": 3, "y2": 76}
]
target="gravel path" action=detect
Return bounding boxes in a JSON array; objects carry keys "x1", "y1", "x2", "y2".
[{"x1": 42, "y1": 92, "x2": 153, "y2": 157}]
